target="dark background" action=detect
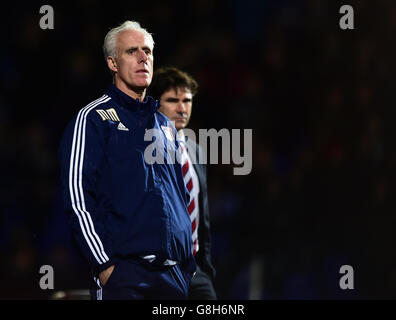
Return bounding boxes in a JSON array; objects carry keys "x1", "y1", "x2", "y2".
[{"x1": 1, "y1": 0, "x2": 396, "y2": 299}]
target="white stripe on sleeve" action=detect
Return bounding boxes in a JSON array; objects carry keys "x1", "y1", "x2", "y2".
[{"x1": 68, "y1": 95, "x2": 111, "y2": 264}]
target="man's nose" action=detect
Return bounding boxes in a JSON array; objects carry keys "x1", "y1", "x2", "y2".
[
  {"x1": 176, "y1": 102, "x2": 186, "y2": 113},
  {"x1": 137, "y1": 49, "x2": 148, "y2": 63}
]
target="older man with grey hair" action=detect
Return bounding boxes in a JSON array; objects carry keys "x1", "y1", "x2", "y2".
[{"x1": 58, "y1": 20, "x2": 196, "y2": 300}]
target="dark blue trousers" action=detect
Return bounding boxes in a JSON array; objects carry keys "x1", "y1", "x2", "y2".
[{"x1": 90, "y1": 257, "x2": 195, "y2": 300}]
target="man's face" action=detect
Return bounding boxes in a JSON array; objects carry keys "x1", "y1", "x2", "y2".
[
  {"x1": 159, "y1": 87, "x2": 193, "y2": 130},
  {"x1": 109, "y1": 29, "x2": 154, "y2": 93}
]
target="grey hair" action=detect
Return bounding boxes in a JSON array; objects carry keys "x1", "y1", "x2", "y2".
[{"x1": 103, "y1": 20, "x2": 154, "y2": 59}]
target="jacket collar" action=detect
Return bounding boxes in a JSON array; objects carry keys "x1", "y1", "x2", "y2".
[{"x1": 177, "y1": 129, "x2": 186, "y2": 142}]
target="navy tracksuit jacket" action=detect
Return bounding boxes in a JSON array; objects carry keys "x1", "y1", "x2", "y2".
[{"x1": 58, "y1": 85, "x2": 196, "y2": 299}]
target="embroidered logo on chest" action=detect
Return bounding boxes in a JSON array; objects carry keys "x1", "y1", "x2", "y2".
[{"x1": 96, "y1": 108, "x2": 129, "y2": 131}]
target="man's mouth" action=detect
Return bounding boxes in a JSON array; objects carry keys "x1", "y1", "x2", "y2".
[
  {"x1": 136, "y1": 69, "x2": 149, "y2": 74},
  {"x1": 175, "y1": 115, "x2": 187, "y2": 121}
]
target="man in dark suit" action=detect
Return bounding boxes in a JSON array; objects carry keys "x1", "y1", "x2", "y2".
[{"x1": 149, "y1": 67, "x2": 217, "y2": 299}]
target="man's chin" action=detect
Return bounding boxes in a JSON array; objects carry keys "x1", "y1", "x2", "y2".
[
  {"x1": 136, "y1": 77, "x2": 152, "y2": 88},
  {"x1": 174, "y1": 121, "x2": 186, "y2": 131}
]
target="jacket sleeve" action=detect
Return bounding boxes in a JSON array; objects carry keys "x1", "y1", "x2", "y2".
[{"x1": 58, "y1": 108, "x2": 115, "y2": 275}]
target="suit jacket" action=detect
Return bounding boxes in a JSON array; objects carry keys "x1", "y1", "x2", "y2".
[{"x1": 186, "y1": 138, "x2": 216, "y2": 282}]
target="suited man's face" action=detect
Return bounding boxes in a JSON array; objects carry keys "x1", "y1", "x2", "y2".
[{"x1": 159, "y1": 87, "x2": 193, "y2": 130}]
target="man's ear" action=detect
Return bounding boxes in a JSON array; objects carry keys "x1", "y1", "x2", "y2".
[{"x1": 107, "y1": 56, "x2": 118, "y2": 73}]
